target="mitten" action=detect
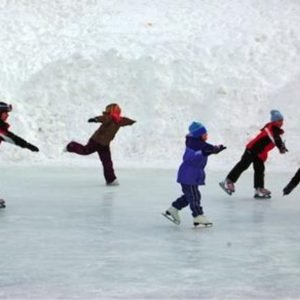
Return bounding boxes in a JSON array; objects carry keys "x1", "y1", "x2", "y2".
[
  {"x1": 88, "y1": 118, "x2": 98, "y2": 123},
  {"x1": 215, "y1": 145, "x2": 227, "y2": 153},
  {"x1": 280, "y1": 143, "x2": 288, "y2": 154}
]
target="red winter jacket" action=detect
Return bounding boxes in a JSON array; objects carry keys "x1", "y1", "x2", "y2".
[{"x1": 246, "y1": 122, "x2": 285, "y2": 162}]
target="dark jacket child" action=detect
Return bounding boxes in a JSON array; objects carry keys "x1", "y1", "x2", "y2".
[
  {"x1": 163, "y1": 122, "x2": 226, "y2": 227},
  {"x1": 65, "y1": 103, "x2": 136, "y2": 185},
  {"x1": 0, "y1": 102, "x2": 39, "y2": 207},
  {"x1": 219, "y1": 110, "x2": 288, "y2": 199},
  {"x1": 283, "y1": 168, "x2": 300, "y2": 195}
]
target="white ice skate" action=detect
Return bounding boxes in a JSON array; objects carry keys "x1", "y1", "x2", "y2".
[
  {"x1": 254, "y1": 188, "x2": 271, "y2": 199},
  {"x1": 162, "y1": 206, "x2": 181, "y2": 225},
  {"x1": 106, "y1": 179, "x2": 119, "y2": 186},
  {"x1": 219, "y1": 178, "x2": 235, "y2": 195},
  {"x1": 193, "y1": 215, "x2": 213, "y2": 227}
]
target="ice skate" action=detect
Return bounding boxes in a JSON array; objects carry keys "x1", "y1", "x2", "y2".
[
  {"x1": 0, "y1": 199, "x2": 6, "y2": 208},
  {"x1": 193, "y1": 215, "x2": 213, "y2": 227},
  {"x1": 254, "y1": 188, "x2": 271, "y2": 199},
  {"x1": 219, "y1": 178, "x2": 235, "y2": 195},
  {"x1": 162, "y1": 206, "x2": 181, "y2": 225},
  {"x1": 106, "y1": 179, "x2": 119, "y2": 186}
]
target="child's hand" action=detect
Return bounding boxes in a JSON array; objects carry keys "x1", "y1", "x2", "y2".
[
  {"x1": 280, "y1": 144, "x2": 288, "y2": 153},
  {"x1": 26, "y1": 143, "x2": 39, "y2": 152},
  {"x1": 88, "y1": 118, "x2": 98, "y2": 123},
  {"x1": 218, "y1": 145, "x2": 226, "y2": 152},
  {"x1": 214, "y1": 145, "x2": 226, "y2": 153}
]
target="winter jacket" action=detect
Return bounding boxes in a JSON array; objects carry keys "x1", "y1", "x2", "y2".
[
  {"x1": 90, "y1": 112, "x2": 135, "y2": 146},
  {"x1": 246, "y1": 122, "x2": 286, "y2": 162},
  {"x1": 177, "y1": 135, "x2": 224, "y2": 186}
]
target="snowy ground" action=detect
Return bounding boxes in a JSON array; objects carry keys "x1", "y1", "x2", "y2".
[{"x1": 0, "y1": 166, "x2": 300, "y2": 299}]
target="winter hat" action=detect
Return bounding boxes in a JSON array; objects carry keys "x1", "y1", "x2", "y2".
[
  {"x1": 0, "y1": 102, "x2": 12, "y2": 113},
  {"x1": 188, "y1": 121, "x2": 207, "y2": 138},
  {"x1": 270, "y1": 110, "x2": 283, "y2": 122}
]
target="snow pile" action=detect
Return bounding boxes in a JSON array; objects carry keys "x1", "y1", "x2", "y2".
[{"x1": 0, "y1": 0, "x2": 299, "y2": 170}]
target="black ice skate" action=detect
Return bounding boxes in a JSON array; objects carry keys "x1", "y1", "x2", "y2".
[{"x1": 0, "y1": 199, "x2": 6, "y2": 208}]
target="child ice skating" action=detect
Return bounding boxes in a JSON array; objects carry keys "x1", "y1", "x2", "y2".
[
  {"x1": 0, "y1": 102, "x2": 39, "y2": 207},
  {"x1": 283, "y1": 168, "x2": 300, "y2": 195},
  {"x1": 219, "y1": 110, "x2": 288, "y2": 199},
  {"x1": 65, "y1": 103, "x2": 136, "y2": 185},
  {"x1": 163, "y1": 122, "x2": 226, "y2": 227}
]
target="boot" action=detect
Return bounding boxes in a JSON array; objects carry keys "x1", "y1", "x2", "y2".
[
  {"x1": 254, "y1": 188, "x2": 271, "y2": 199},
  {"x1": 165, "y1": 206, "x2": 181, "y2": 224},
  {"x1": 106, "y1": 179, "x2": 119, "y2": 186},
  {"x1": 193, "y1": 215, "x2": 212, "y2": 227},
  {"x1": 219, "y1": 178, "x2": 235, "y2": 195}
]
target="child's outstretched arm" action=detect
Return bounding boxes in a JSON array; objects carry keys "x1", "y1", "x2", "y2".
[
  {"x1": 202, "y1": 144, "x2": 226, "y2": 156},
  {"x1": 119, "y1": 117, "x2": 136, "y2": 126},
  {"x1": 0, "y1": 130, "x2": 39, "y2": 152}
]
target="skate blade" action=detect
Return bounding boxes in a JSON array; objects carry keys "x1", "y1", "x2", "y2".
[
  {"x1": 193, "y1": 222, "x2": 213, "y2": 228},
  {"x1": 219, "y1": 182, "x2": 233, "y2": 195},
  {"x1": 161, "y1": 213, "x2": 180, "y2": 225},
  {"x1": 254, "y1": 194, "x2": 271, "y2": 199}
]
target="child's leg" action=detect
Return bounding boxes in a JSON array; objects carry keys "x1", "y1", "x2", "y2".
[
  {"x1": 66, "y1": 139, "x2": 97, "y2": 155},
  {"x1": 97, "y1": 145, "x2": 117, "y2": 183},
  {"x1": 171, "y1": 195, "x2": 189, "y2": 211},
  {"x1": 283, "y1": 168, "x2": 300, "y2": 195},
  {"x1": 253, "y1": 158, "x2": 265, "y2": 189},
  {"x1": 288, "y1": 168, "x2": 300, "y2": 188},
  {"x1": 181, "y1": 184, "x2": 203, "y2": 217},
  {"x1": 226, "y1": 149, "x2": 253, "y2": 183}
]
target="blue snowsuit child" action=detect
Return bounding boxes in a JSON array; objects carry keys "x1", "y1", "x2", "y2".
[{"x1": 164, "y1": 122, "x2": 226, "y2": 226}]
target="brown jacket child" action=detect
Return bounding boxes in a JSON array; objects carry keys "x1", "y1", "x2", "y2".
[{"x1": 65, "y1": 103, "x2": 136, "y2": 185}]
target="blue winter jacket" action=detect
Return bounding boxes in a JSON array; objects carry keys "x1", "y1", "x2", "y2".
[{"x1": 177, "y1": 135, "x2": 221, "y2": 186}]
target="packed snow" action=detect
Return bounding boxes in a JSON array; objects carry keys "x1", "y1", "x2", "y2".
[{"x1": 0, "y1": 0, "x2": 299, "y2": 170}]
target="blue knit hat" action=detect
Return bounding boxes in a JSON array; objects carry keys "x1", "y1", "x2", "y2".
[
  {"x1": 188, "y1": 122, "x2": 207, "y2": 138},
  {"x1": 270, "y1": 110, "x2": 283, "y2": 122}
]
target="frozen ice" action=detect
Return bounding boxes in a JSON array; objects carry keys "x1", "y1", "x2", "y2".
[{"x1": 1, "y1": 166, "x2": 300, "y2": 299}]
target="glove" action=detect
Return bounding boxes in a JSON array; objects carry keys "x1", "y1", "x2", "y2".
[
  {"x1": 280, "y1": 144, "x2": 288, "y2": 154},
  {"x1": 88, "y1": 117, "x2": 98, "y2": 123},
  {"x1": 27, "y1": 143, "x2": 39, "y2": 152},
  {"x1": 216, "y1": 144, "x2": 227, "y2": 153}
]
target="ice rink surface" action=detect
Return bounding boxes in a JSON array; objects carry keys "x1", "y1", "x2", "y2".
[{"x1": 0, "y1": 166, "x2": 300, "y2": 299}]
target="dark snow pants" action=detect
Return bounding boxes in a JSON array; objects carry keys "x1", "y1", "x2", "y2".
[
  {"x1": 227, "y1": 149, "x2": 265, "y2": 189},
  {"x1": 172, "y1": 184, "x2": 203, "y2": 217},
  {"x1": 67, "y1": 139, "x2": 116, "y2": 184},
  {"x1": 284, "y1": 168, "x2": 300, "y2": 194}
]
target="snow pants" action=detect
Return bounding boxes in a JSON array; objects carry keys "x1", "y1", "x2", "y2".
[
  {"x1": 67, "y1": 139, "x2": 116, "y2": 184},
  {"x1": 172, "y1": 184, "x2": 203, "y2": 217},
  {"x1": 227, "y1": 149, "x2": 265, "y2": 189},
  {"x1": 284, "y1": 168, "x2": 300, "y2": 193}
]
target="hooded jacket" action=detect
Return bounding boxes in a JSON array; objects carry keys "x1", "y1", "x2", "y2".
[{"x1": 177, "y1": 135, "x2": 223, "y2": 185}]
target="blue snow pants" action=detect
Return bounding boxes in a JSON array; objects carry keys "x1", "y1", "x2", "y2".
[{"x1": 172, "y1": 184, "x2": 203, "y2": 217}]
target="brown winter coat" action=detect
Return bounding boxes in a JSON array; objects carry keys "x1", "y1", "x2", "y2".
[{"x1": 91, "y1": 112, "x2": 135, "y2": 146}]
